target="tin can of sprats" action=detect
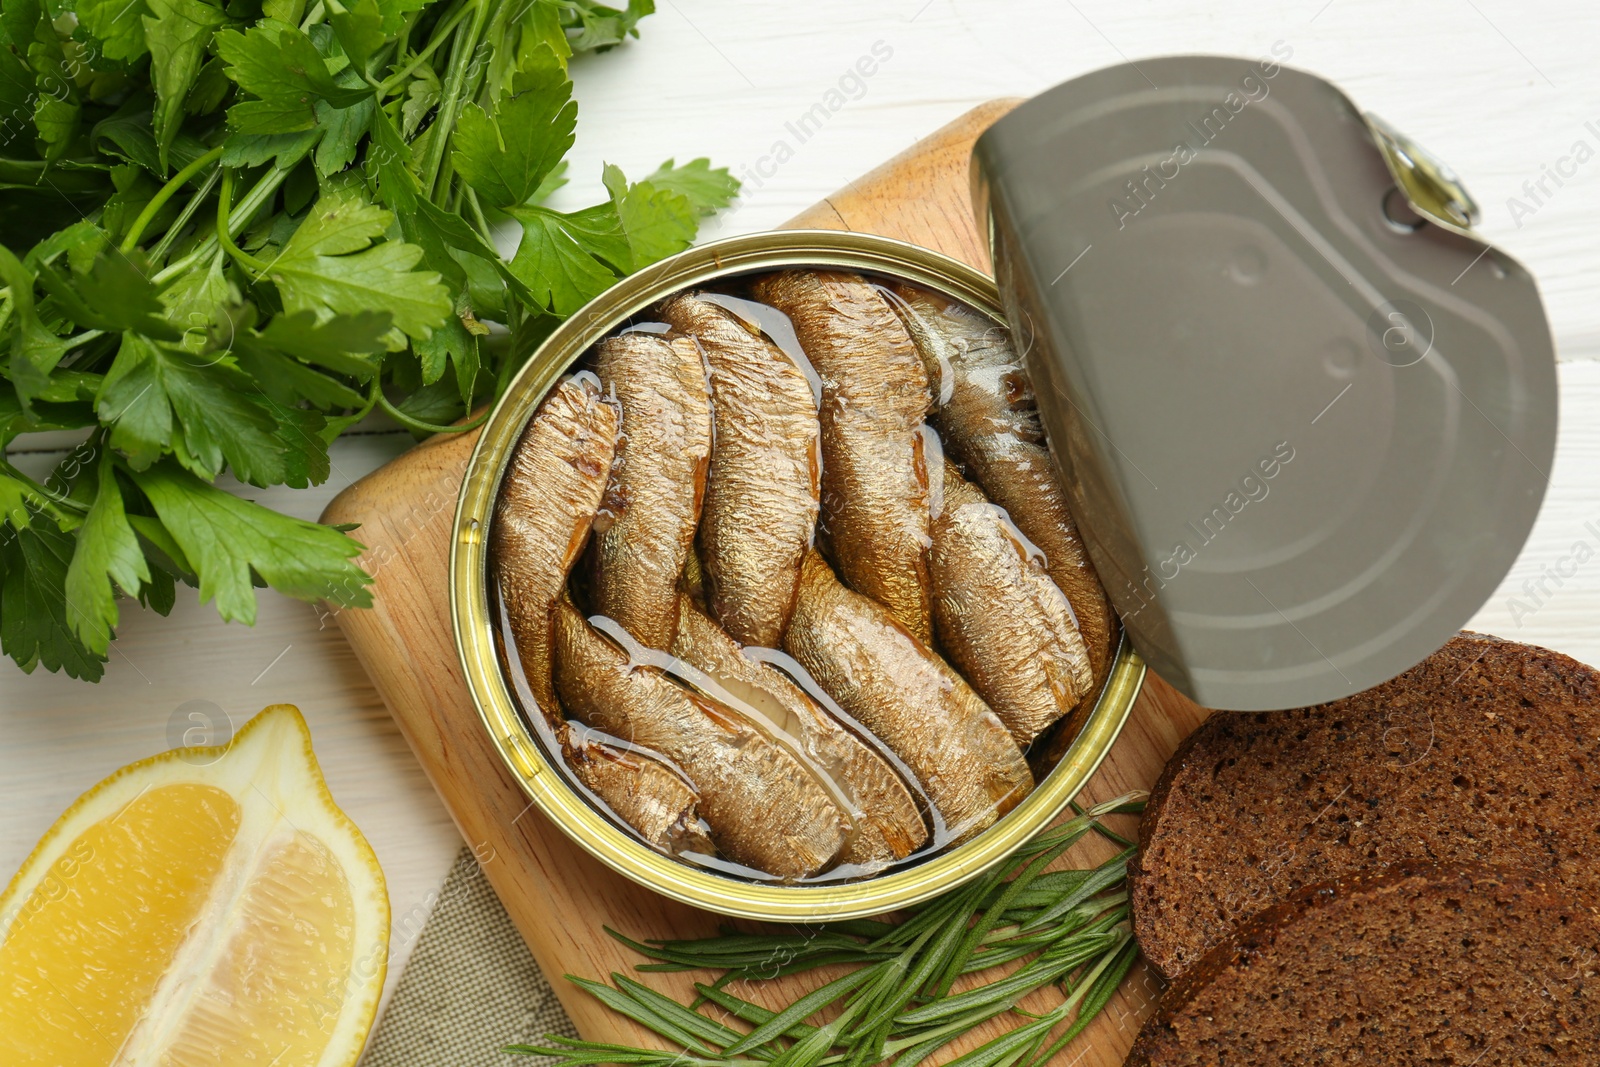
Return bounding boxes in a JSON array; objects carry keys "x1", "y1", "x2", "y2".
[{"x1": 452, "y1": 229, "x2": 1144, "y2": 921}]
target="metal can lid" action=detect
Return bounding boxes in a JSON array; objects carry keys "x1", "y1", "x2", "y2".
[{"x1": 973, "y1": 55, "x2": 1557, "y2": 710}]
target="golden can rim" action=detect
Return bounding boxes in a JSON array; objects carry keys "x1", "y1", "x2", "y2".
[{"x1": 451, "y1": 229, "x2": 1146, "y2": 921}]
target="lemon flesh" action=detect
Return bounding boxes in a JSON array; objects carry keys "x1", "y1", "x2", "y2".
[{"x1": 0, "y1": 705, "x2": 389, "y2": 1067}]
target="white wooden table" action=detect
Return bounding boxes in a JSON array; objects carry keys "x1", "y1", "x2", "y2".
[{"x1": 5, "y1": 0, "x2": 1599, "y2": 1032}]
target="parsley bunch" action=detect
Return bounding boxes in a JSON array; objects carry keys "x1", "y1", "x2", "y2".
[{"x1": 0, "y1": 0, "x2": 738, "y2": 680}]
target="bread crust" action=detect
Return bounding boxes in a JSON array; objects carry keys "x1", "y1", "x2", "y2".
[
  {"x1": 1127, "y1": 863, "x2": 1600, "y2": 1065},
  {"x1": 1131, "y1": 632, "x2": 1600, "y2": 980}
]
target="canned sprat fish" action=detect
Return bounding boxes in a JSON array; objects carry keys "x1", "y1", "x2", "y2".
[{"x1": 453, "y1": 231, "x2": 1143, "y2": 921}]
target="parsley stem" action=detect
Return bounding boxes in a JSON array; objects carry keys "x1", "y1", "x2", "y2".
[
  {"x1": 0, "y1": 157, "x2": 105, "y2": 193},
  {"x1": 0, "y1": 459, "x2": 89, "y2": 515},
  {"x1": 380, "y1": 0, "x2": 474, "y2": 94},
  {"x1": 148, "y1": 168, "x2": 224, "y2": 263},
  {"x1": 61, "y1": 329, "x2": 104, "y2": 351},
  {"x1": 153, "y1": 168, "x2": 288, "y2": 285},
  {"x1": 216, "y1": 169, "x2": 272, "y2": 276},
  {"x1": 372, "y1": 381, "x2": 490, "y2": 435},
  {"x1": 119, "y1": 145, "x2": 225, "y2": 254},
  {"x1": 391, "y1": 6, "x2": 416, "y2": 60},
  {"x1": 319, "y1": 376, "x2": 385, "y2": 440},
  {"x1": 465, "y1": 187, "x2": 494, "y2": 244},
  {"x1": 423, "y1": 0, "x2": 493, "y2": 202}
]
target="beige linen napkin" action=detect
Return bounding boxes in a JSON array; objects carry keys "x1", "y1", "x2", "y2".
[{"x1": 362, "y1": 848, "x2": 580, "y2": 1066}]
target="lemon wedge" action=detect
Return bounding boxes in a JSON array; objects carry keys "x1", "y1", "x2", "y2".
[{"x1": 0, "y1": 704, "x2": 389, "y2": 1067}]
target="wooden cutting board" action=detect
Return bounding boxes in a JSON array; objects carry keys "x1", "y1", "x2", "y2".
[{"x1": 323, "y1": 99, "x2": 1210, "y2": 1065}]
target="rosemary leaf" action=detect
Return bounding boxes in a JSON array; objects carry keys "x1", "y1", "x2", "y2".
[
  {"x1": 769, "y1": 964, "x2": 895, "y2": 1067},
  {"x1": 719, "y1": 963, "x2": 885, "y2": 1056},
  {"x1": 879, "y1": 988, "x2": 1058, "y2": 1067},
  {"x1": 566, "y1": 975, "x2": 726, "y2": 1057},
  {"x1": 828, "y1": 918, "x2": 900, "y2": 939},
  {"x1": 1069, "y1": 799, "x2": 1140, "y2": 848},
  {"x1": 1025, "y1": 937, "x2": 1141, "y2": 1066},
  {"x1": 941, "y1": 928, "x2": 1133, "y2": 1067},
  {"x1": 1018, "y1": 847, "x2": 1136, "y2": 933},
  {"x1": 936, "y1": 835, "x2": 1085, "y2": 995},
  {"x1": 895, "y1": 937, "x2": 1102, "y2": 1028},
  {"x1": 611, "y1": 973, "x2": 759, "y2": 1054},
  {"x1": 692, "y1": 982, "x2": 821, "y2": 1041},
  {"x1": 980, "y1": 869, "x2": 1094, "y2": 913},
  {"x1": 938, "y1": 1013, "x2": 1056, "y2": 1067},
  {"x1": 855, "y1": 887, "x2": 982, "y2": 1033},
  {"x1": 505, "y1": 1036, "x2": 746, "y2": 1067},
  {"x1": 513, "y1": 798, "x2": 1147, "y2": 1067}
]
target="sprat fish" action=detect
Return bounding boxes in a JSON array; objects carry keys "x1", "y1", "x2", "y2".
[
  {"x1": 752, "y1": 271, "x2": 935, "y2": 645},
  {"x1": 590, "y1": 332, "x2": 713, "y2": 649},
  {"x1": 888, "y1": 282, "x2": 1118, "y2": 684},
  {"x1": 553, "y1": 600, "x2": 849, "y2": 880},
  {"x1": 930, "y1": 459, "x2": 1094, "y2": 746},
  {"x1": 656, "y1": 293, "x2": 821, "y2": 647},
  {"x1": 782, "y1": 551, "x2": 1032, "y2": 842},
  {"x1": 672, "y1": 597, "x2": 928, "y2": 867}
]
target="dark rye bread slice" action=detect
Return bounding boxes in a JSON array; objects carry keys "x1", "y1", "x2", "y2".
[
  {"x1": 1130, "y1": 632, "x2": 1600, "y2": 980},
  {"x1": 1126, "y1": 865, "x2": 1600, "y2": 1066}
]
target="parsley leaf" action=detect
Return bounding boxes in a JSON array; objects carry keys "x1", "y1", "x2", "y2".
[
  {"x1": 252, "y1": 307, "x2": 390, "y2": 379},
  {"x1": 261, "y1": 0, "x2": 306, "y2": 24},
  {"x1": 96, "y1": 333, "x2": 326, "y2": 487},
  {"x1": 375, "y1": 0, "x2": 427, "y2": 34},
  {"x1": 221, "y1": 128, "x2": 322, "y2": 170},
  {"x1": 24, "y1": 221, "x2": 109, "y2": 275},
  {"x1": 314, "y1": 89, "x2": 376, "y2": 176},
  {"x1": 1, "y1": 517, "x2": 104, "y2": 680},
  {"x1": 79, "y1": 0, "x2": 150, "y2": 62},
  {"x1": 506, "y1": 207, "x2": 620, "y2": 316},
  {"x1": 93, "y1": 107, "x2": 166, "y2": 174},
  {"x1": 161, "y1": 249, "x2": 238, "y2": 347},
  {"x1": 267, "y1": 186, "x2": 452, "y2": 342},
  {"x1": 0, "y1": 0, "x2": 738, "y2": 683},
  {"x1": 451, "y1": 63, "x2": 576, "y2": 211},
  {"x1": 562, "y1": 0, "x2": 653, "y2": 53},
  {"x1": 414, "y1": 301, "x2": 482, "y2": 402},
  {"x1": 42, "y1": 250, "x2": 183, "y2": 341},
  {"x1": 144, "y1": 0, "x2": 228, "y2": 166},
  {"x1": 217, "y1": 21, "x2": 372, "y2": 135},
  {"x1": 647, "y1": 157, "x2": 741, "y2": 215},
  {"x1": 0, "y1": 243, "x2": 67, "y2": 412},
  {"x1": 603, "y1": 162, "x2": 696, "y2": 268},
  {"x1": 223, "y1": 306, "x2": 388, "y2": 410},
  {"x1": 400, "y1": 65, "x2": 441, "y2": 138},
  {"x1": 504, "y1": 164, "x2": 695, "y2": 315},
  {"x1": 95, "y1": 335, "x2": 171, "y2": 470},
  {"x1": 63, "y1": 455, "x2": 150, "y2": 657},
  {"x1": 33, "y1": 95, "x2": 80, "y2": 164},
  {"x1": 367, "y1": 103, "x2": 420, "y2": 212},
  {"x1": 130, "y1": 460, "x2": 372, "y2": 626},
  {"x1": 328, "y1": 0, "x2": 385, "y2": 69}
]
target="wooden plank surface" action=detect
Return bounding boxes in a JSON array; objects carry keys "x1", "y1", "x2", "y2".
[{"x1": 321, "y1": 100, "x2": 1207, "y2": 1064}]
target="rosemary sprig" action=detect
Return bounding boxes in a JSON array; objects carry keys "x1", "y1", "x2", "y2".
[{"x1": 507, "y1": 793, "x2": 1146, "y2": 1067}]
